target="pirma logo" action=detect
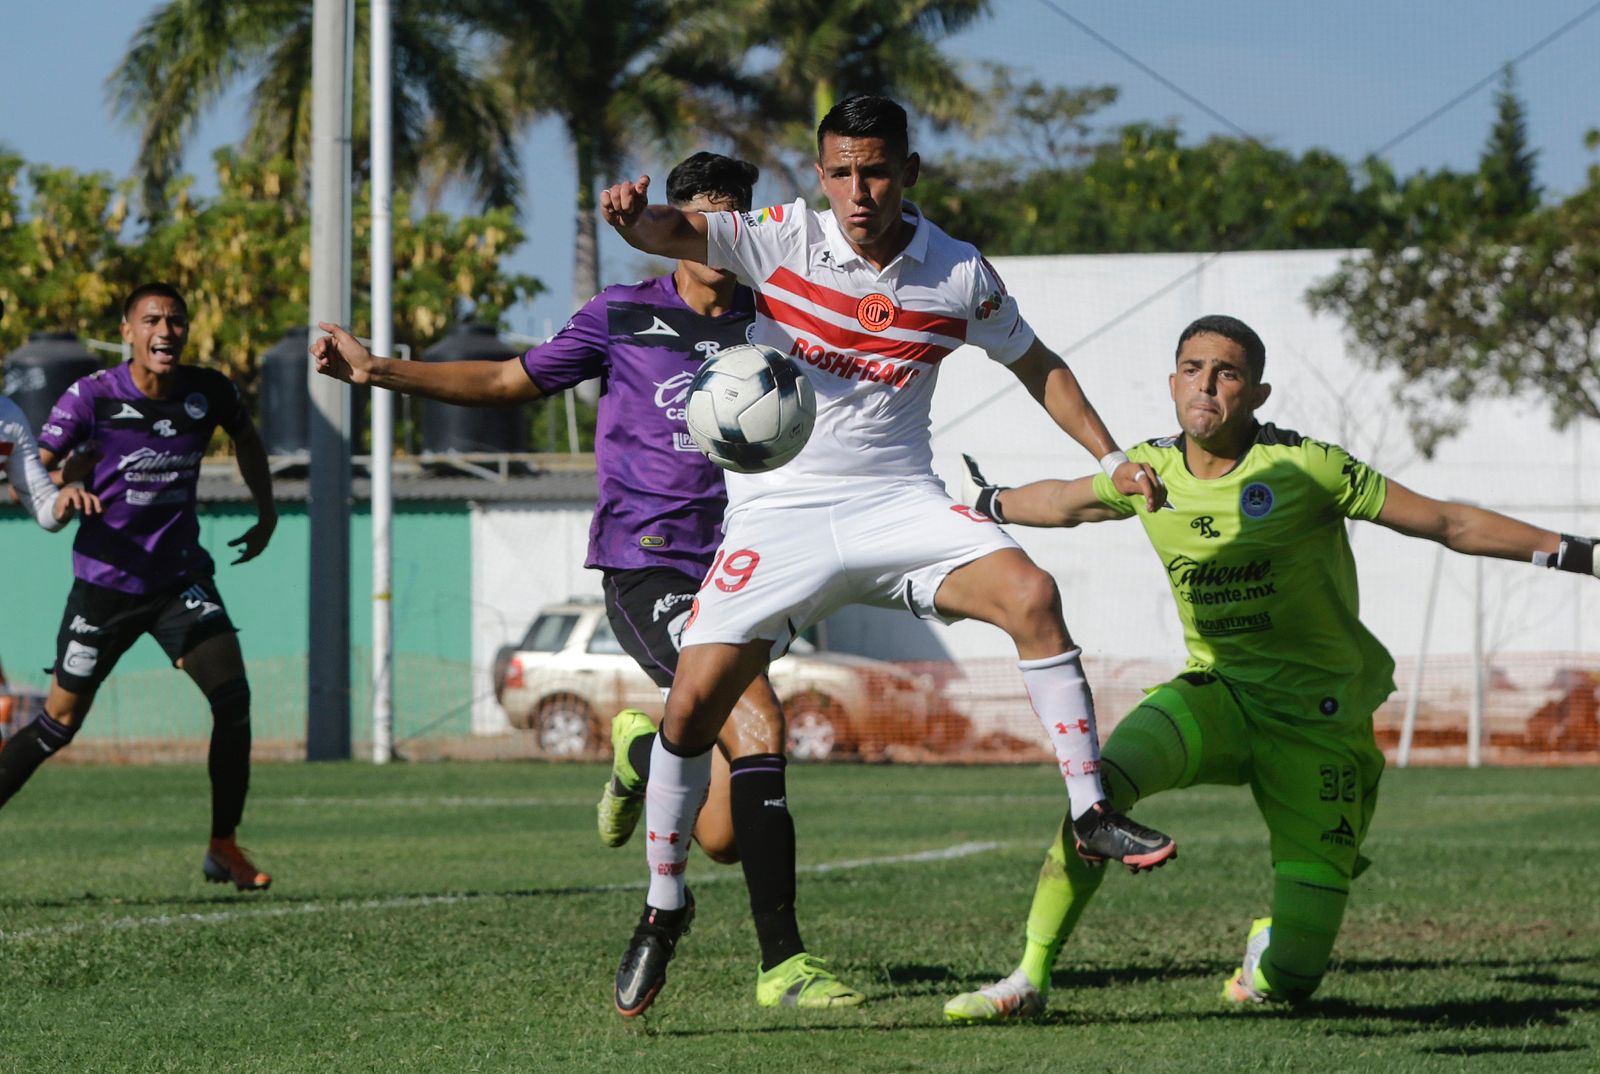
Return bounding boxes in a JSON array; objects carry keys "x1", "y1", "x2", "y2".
[{"x1": 1320, "y1": 816, "x2": 1356, "y2": 848}]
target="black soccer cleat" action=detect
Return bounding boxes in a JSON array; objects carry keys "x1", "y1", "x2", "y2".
[
  {"x1": 614, "y1": 891, "x2": 696, "y2": 1017},
  {"x1": 1072, "y1": 801, "x2": 1177, "y2": 873}
]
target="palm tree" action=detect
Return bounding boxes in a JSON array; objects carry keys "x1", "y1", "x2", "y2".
[
  {"x1": 739, "y1": 0, "x2": 992, "y2": 158},
  {"x1": 473, "y1": 0, "x2": 761, "y2": 308},
  {"x1": 108, "y1": 0, "x2": 521, "y2": 217}
]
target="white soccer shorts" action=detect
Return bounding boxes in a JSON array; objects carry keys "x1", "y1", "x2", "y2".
[{"x1": 682, "y1": 478, "x2": 1020, "y2": 653}]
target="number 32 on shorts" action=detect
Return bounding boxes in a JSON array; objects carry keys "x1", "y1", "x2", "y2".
[{"x1": 703, "y1": 549, "x2": 761, "y2": 593}]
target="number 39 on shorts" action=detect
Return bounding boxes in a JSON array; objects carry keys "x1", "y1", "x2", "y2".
[{"x1": 703, "y1": 549, "x2": 761, "y2": 593}]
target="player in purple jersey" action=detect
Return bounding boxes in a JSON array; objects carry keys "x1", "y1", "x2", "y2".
[
  {"x1": 311, "y1": 153, "x2": 866, "y2": 1011},
  {"x1": 5, "y1": 282, "x2": 280, "y2": 891}
]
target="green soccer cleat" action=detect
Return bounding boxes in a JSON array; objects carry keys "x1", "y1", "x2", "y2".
[
  {"x1": 596, "y1": 709, "x2": 655, "y2": 848},
  {"x1": 1221, "y1": 916, "x2": 1273, "y2": 1004},
  {"x1": 943, "y1": 968, "x2": 1046, "y2": 1023},
  {"x1": 755, "y1": 953, "x2": 867, "y2": 1009}
]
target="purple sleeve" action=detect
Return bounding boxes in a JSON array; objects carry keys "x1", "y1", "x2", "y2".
[
  {"x1": 521, "y1": 292, "x2": 611, "y2": 393},
  {"x1": 35, "y1": 378, "x2": 93, "y2": 456}
]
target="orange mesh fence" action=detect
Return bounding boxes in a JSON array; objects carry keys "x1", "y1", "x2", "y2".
[{"x1": 3, "y1": 651, "x2": 1594, "y2": 766}]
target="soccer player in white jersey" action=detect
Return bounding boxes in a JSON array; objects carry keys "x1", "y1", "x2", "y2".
[
  {"x1": 598, "y1": 94, "x2": 1175, "y2": 1017},
  {"x1": 0, "y1": 298, "x2": 101, "y2": 531}
]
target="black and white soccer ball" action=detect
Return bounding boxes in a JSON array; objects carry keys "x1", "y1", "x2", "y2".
[{"x1": 684, "y1": 343, "x2": 816, "y2": 473}]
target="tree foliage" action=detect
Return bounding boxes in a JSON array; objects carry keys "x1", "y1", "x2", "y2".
[
  {"x1": 1308, "y1": 155, "x2": 1600, "y2": 455},
  {"x1": 474, "y1": 0, "x2": 762, "y2": 308},
  {"x1": 0, "y1": 150, "x2": 540, "y2": 407},
  {"x1": 107, "y1": 0, "x2": 521, "y2": 217},
  {"x1": 1306, "y1": 72, "x2": 1594, "y2": 456}
]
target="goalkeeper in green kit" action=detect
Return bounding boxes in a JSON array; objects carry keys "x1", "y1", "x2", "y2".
[{"x1": 945, "y1": 314, "x2": 1600, "y2": 1018}]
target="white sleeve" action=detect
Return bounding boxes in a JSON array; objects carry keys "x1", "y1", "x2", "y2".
[
  {"x1": 0, "y1": 403, "x2": 65, "y2": 532},
  {"x1": 965, "y1": 254, "x2": 1036, "y2": 365},
  {"x1": 703, "y1": 198, "x2": 807, "y2": 290}
]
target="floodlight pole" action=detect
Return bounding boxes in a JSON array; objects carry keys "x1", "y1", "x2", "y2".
[
  {"x1": 370, "y1": 0, "x2": 395, "y2": 764},
  {"x1": 307, "y1": 0, "x2": 354, "y2": 761}
]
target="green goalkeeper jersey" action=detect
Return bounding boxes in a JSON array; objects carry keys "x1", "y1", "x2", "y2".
[{"x1": 1091, "y1": 422, "x2": 1396, "y2": 726}]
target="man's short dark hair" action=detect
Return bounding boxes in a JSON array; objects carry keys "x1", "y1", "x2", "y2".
[
  {"x1": 1177, "y1": 314, "x2": 1266, "y2": 381},
  {"x1": 123, "y1": 282, "x2": 188, "y2": 320},
  {"x1": 665, "y1": 152, "x2": 759, "y2": 212},
  {"x1": 817, "y1": 95, "x2": 909, "y2": 159}
]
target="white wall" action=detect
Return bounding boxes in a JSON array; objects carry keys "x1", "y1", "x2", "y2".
[{"x1": 470, "y1": 504, "x2": 598, "y2": 732}]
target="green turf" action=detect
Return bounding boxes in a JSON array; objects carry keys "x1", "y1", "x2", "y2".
[{"x1": 0, "y1": 762, "x2": 1596, "y2": 1073}]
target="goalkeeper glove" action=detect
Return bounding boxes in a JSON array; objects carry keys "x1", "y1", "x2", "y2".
[
  {"x1": 1534, "y1": 534, "x2": 1598, "y2": 578},
  {"x1": 959, "y1": 454, "x2": 1008, "y2": 523}
]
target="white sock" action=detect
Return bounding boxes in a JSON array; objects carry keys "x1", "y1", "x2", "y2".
[
  {"x1": 1018, "y1": 648, "x2": 1106, "y2": 819},
  {"x1": 643, "y1": 734, "x2": 712, "y2": 910}
]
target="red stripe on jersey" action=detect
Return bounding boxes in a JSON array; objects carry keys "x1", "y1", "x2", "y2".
[
  {"x1": 755, "y1": 294, "x2": 955, "y2": 364},
  {"x1": 766, "y1": 266, "x2": 967, "y2": 341}
]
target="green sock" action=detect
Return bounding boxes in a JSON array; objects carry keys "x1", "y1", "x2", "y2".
[
  {"x1": 1019, "y1": 816, "x2": 1107, "y2": 991},
  {"x1": 1259, "y1": 864, "x2": 1349, "y2": 1002},
  {"x1": 1013, "y1": 697, "x2": 1196, "y2": 992}
]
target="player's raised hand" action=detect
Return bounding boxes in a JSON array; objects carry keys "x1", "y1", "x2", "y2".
[
  {"x1": 1112, "y1": 460, "x2": 1166, "y2": 513},
  {"x1": 600, "y1": 175, "x2": 651, "y2": 229},
  {"x1": 227, "y1": 512, "x2": 277, "y2": 565},
  {"x1": 52, "y1": 485, "x2": 101, "y2": 522},
  {"x1": 311, "y1": 323, "x2": 376, "y2": 385}
]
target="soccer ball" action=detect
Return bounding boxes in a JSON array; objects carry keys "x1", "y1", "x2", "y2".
[{"x1": 684, "y1": 344, "x2": 816, "y2": 473}]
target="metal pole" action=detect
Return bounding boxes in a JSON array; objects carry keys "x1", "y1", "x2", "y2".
[
  {"x1": 307, "y1": 0, "x2": 353, "y2": 761},
  {"x1": 1469, "y1": 555, "x2": 1484, "y2": 768},
  {"x1": 1397, "y1": 542, "x2": 1445, "y2": 769},
  {"x1": 370, "y1": 0, "x2": 395, "y2": 764}
]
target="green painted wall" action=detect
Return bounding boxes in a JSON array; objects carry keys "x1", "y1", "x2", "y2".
[{"x1": 0, "y1": 501, "x2": 472, "y2": 745}]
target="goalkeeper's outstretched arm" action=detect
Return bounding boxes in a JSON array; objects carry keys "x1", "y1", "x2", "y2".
[
  {"x1": 958, "y1": 454, "x2": 1128, "y2": 528},
  {"x1": 1374, "y1": 481, "x2": 1599, "y2": 578}
]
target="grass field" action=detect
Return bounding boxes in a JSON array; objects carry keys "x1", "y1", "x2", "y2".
[{"x1": 1, "y1": 761, "x2": 1596, "y2": 1073}]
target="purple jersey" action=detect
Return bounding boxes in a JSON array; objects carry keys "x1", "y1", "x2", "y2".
[
  {"x1": 37, "y1": 362, "x2": 244, "y2": 594},
  {"x1": 522, "y1": 275, "x2": 754, "y2": 574}
]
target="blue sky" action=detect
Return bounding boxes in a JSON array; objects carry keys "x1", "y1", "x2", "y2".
[{"x1": 4, "y1": 1, "x2": 1598, "y2": 337}]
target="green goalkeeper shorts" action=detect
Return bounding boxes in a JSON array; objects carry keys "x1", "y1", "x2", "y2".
[{"x1": 1116, "y1": 671, "x2": 1385, "y2": 881}]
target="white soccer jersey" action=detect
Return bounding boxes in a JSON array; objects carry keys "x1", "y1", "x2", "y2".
[
  {"x1": 703, "y1": 198, "x2": 1035, "y2": 504},
  {"x1": 0, "y1": 396, "x2": 65, "y2": 531}
]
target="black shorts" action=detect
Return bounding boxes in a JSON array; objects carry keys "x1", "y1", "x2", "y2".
[
  {"x1": 601, "y1": 566, "x2": 702, "y2": 690},
  {"x1": 53, "y1": 576, "x2": 238, "y2": 691}
]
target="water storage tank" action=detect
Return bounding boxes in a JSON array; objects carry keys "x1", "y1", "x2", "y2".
[
  {"x1": 421, "y1": 323, "x2": 527, "y2": 454},
  {"x1": 258, "y1": 325, "x2": 310, "y2": 455},
  {"x1": 2, "y1": 332, "x2": 102, "y2": 433}
]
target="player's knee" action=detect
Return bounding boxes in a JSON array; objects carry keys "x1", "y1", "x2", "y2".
[
  {"x1": 206, "y1": 678, "x2": 251, "y2": 727},
  {"x1": 1011, "y1": 565, "x2": 1061, "y2": 618},
  {"x1": 1098, "y1": 757, "x2": 1141, "y2": 810},
  {"x1": 698, "y1": 838, "x2": 741, "y2": 865}
]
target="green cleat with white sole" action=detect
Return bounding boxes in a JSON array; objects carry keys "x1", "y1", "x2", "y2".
[
  {"x1": 943, "y1": 968, "x2": 1046, "y2": 1023},
  {"x1": 596, "y1": 709, "x2": 655, "y2": 848}
]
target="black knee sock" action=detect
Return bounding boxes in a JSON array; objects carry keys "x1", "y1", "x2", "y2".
[
  {"x1": 729, "y1": 753, "x2": 804, "y2": 970},
  {"x1": 206, "y1": 679, "x2": 252, "y2": 839},
  {"x1": 0, "y1": 712, "x2": 76, "y2": 809}
]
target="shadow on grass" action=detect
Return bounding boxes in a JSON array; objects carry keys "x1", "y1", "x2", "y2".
[{"x1": 1420, "y1": 1043, "x2": 1588, "y2": 1057}]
